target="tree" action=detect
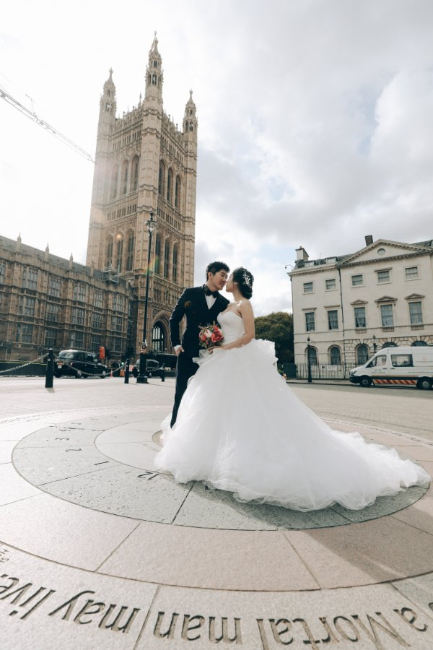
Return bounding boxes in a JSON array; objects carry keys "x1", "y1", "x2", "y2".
[{"x1": 254, "y1": 312, "x2": 294, "y2": 363}]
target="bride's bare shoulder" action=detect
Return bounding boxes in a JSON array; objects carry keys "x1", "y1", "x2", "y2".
[{"x1": 239, "y1": 299, "x2": 253, "y2": 313}]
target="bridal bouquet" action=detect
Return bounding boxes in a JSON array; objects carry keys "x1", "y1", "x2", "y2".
[{"x1": 198, "y1": 323, "x2": 224, "y2": 349}]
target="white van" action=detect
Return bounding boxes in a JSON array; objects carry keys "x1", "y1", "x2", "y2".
[{"x1": 349, "y1": 346, "x2": 433, "y2": 389}]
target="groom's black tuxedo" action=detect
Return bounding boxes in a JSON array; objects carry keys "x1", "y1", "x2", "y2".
[{"x1": 169, "y1": 286, "x2": 229, "y2": 426}]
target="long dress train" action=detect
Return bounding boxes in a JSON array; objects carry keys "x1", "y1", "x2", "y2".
[{"x1": 154, "y1": 311, "x2": 430, "y2": 511}]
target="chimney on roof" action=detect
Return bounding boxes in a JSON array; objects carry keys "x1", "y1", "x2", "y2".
[
  {"x1": 365, "y1": 235, "x2": 373, "y2": 246},
  {"x1": 296, "y1": 246, "x2": 309, "y2": 262}
]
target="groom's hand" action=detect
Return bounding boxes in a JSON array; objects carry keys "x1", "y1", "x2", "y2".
[{"x1": 174, "y1": 345, "x2": 184, "y2": 356}]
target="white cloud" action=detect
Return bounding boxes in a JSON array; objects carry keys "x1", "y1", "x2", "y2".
[{"x1": 1, "y1": 0, "x2": 433, "y2": 316}]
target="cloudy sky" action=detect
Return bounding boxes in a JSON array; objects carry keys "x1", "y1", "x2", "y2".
[{"x1": 1, "y1": 0, "x2": 432, "y2": 315}]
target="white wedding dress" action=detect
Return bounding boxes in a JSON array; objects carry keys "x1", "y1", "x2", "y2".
[{"x1": 154, "y1": 310, "x2": 430, "y2": 511}]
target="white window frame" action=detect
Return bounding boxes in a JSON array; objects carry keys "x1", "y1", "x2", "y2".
[
  {"x1": 376, "y1": 270, "x2": 390, "y2": 284},
  {"x1": 351, "y1": 274, "x2": 363, "y2": 287},
  {"x1": 354, "y1": 306, "x2": 366, "y2": 328},
  {"x1": 405, "y1": 266, "x2": 419, "y2": 280},
  {"x1": 305, "y1": 311, "x2": 315, "y2": 332},
  {"x1": 327, "y1": 310, "x2": 339, "y2": 330},
  {"x1": 380, "y1": 304, "x2": 394, "y2": 327},
  {"x1": 409, "y1": 301, "x2": 423, "y2": 325}
]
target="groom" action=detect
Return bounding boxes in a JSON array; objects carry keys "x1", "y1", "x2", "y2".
[{"x1": 169, "y1": 261, "x2": 230, "y2": 427}]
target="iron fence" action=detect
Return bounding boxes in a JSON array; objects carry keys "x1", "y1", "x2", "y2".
[{"x1": 286, "y1": 362, "x2": 358, "y2": 380}]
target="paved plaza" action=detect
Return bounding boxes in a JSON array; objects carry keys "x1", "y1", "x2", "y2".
[{"x1": 0, "y1": 377, "x2": 433, "y2": 649}]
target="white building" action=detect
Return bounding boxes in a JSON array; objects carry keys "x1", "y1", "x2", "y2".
[{"x1": 289, "y1": 237, "x2": 433, "y2": 377}]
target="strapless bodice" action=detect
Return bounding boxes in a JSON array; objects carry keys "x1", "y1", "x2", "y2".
[{"x1": 218, "y1": 310, "x2": 245, "y2": 344}]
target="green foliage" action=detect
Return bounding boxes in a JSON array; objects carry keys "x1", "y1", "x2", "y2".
[{"x1": 254, "y1": 312, "x2": 294, "y2": 363}]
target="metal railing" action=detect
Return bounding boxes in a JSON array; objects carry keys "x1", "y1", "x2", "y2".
[{"x1": 292, "y1": 363, "x2": 357, "y2": 380}]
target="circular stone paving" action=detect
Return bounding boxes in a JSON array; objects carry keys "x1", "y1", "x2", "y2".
[
  {"x1": 12, "y1": 412, "x2": 429, "y2": 531},
  {"x1": 3, "y1": 400, "x2": 433, "y2": 649}
]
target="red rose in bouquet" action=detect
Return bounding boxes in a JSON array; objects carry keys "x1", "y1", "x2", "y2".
[
  {"x1": 211, "y1": 329, "x2": 223, "y2": 344},
  {"x1": 198, "y1": 323, "x2": 224, "y2": 349}
]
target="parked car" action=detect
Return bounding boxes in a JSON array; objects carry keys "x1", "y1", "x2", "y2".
[
  {"x1": 132, "y1": 358, "x2": 164, "y2": 378},
  {"x1": 54, "y1": 350, "x2": 108, "y2": 379},
  {"x1": 349, "y1": 345, "x2": 433, "y2": 389}
]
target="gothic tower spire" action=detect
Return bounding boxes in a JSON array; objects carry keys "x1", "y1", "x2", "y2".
[
  {"x1": 145, "y1": 32, "x2": 163, "y2": 103},
  {"x1": 86, "y1": 69, "x2": 117, "y2": 268},
  {"x1": 101, "y1": 68, "x2": 116, "y2": 117},
  {"x1": 183, "y1": 89, "x2": 197, "y2": 136}
]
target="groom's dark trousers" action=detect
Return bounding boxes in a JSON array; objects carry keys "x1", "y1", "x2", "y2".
[{"x1": 169, "y1": 286, "x2": 229, "y2": 427}]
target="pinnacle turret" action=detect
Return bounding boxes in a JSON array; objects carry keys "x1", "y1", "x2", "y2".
[
  {"x1": 145, "y1": 32, "x2": 163, "y2": 101},
  {"x1": 183, "y1": 90, "x2": 197, "y2": 134},
  {"x1": 100, "y1": 68, "x2": 116, "y2": 116}
]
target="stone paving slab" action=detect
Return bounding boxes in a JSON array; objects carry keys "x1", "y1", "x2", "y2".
[
  {"x1": 0, "y1": 440, "x2": 16, "y2": 463},
  {"x1": 98, "y1": 522, "x2": 321, "y2": 591},
  {"x1": 285, "y1": 516, "x2": 433, "y2": 589},
  {"x1": 0, "y1": 463, "x2": 42, "y2": 506},
  {"x1": 140, "y1": 582, "x2": 433, "y2": 649},
  {"x1": 0, "y1": 493, "x2": 139, "y2": 570},
  {"x1": 0, "y1": 544, "x2": 157, "y2": 650},
  {"x1": 44, "y1": 465, "x2": 193, "y2": 523},
  {"x1": 13, "y1": 444, "x2": 119, "y2": 485},
  {"x1": 390, "y1": 445, "x2": 433, "y2": 462},
  {"x1": 174, "y1": 481, "x2": 351, "y2": 530}
]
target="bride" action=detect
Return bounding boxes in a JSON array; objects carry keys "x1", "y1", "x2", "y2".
[{"x1": 154, "y1": 267, "x2": 430, "y2": 511}]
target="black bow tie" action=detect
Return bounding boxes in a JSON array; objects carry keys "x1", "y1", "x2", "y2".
[{"x1": 204, "y1": 287, "x2": 219, "y2": 298}]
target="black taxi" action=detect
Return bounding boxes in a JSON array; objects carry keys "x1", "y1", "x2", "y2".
[{"x1": 54, "y1": 349, "x2": 108, "y2": 379}]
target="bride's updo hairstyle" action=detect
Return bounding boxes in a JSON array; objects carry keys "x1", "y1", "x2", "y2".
[{"x1": 232, "y1": 267, "x2": 254, "y2": 299}]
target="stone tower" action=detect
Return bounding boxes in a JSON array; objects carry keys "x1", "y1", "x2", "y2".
[{"x1": 86, "y1": 35, "x2": 197, "y2": 355}]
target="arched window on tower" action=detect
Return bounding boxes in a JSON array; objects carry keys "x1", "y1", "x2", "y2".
[
  {"x1": 106, "y1": 236, "x2": 113, "y2": 267},
  {"x1": 175, "y1": 175, "x2": 181, "y2": 209},
  {"x1": 122, "y1": 160, "x2": 128, "y2": 194},
  {"x1": 116, "y1": 234, "x2": 124, "y2": 272},
  {"x1": 126, "y1": 230, "x2": 135, "y2": 271},
  {"x1": 167, "y1": 168, "x2": 173, "y2": 204},
  {"x1": 131, "y1": 156, "x2": 139, "y2": 192},
  {"x1": 152, "y1": 322, "x2": 166, "y2": 352},
  {"x1": 164, "y1": 240, "x2": 170, "y2": 279},
  {"x1": 154, "y1": 235, "x2": 161, "y2": 275},
  {"x1": 172, "y1": 244, "x2": 178, "y2": 283},
  {"x1": 158, "y1": 161, "x2": 166, "y2": 196},
  {"x1": 110, "y1": 166, "x2": 119, "y2": 200},
  {"x1": 152, "y1": 74, "x2": 157, "y2": 85}
]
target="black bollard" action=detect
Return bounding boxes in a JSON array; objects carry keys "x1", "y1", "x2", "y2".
[
  {"x1": 160, "y1": 364, "x2": 165, "y2": 382},
  {"x1": 124, "y1": 359, "x2": 130, "y2": 384},
  {"x1": 45, "y1": 348, "x2": 54, "y2": 388}
]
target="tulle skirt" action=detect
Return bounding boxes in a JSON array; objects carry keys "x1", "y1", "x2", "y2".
[{"x1": 154, "y1": 340, "x2": 430, "y2": 511}]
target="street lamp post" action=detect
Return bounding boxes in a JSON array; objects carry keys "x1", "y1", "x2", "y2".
[
  {"x1": 307, "y1": 336, "x2": 312, "y2": 383},
  {"x1": 137, "y1": 211, "x2": 156, "y2": 384},
  {"x1": 372, "y1": 334, "x2": 377, "y2": 353}
]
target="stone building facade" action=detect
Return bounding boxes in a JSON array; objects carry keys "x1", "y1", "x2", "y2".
[
  {"x1": 0, "y1": 235, "x2": 131, "y2": 361},
  {"x1": 289, "y1": 237, "x2": 433, "y2": 376},
  {"x1": 86, "y1": 35, "x2": 197, "y2": 353}
]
